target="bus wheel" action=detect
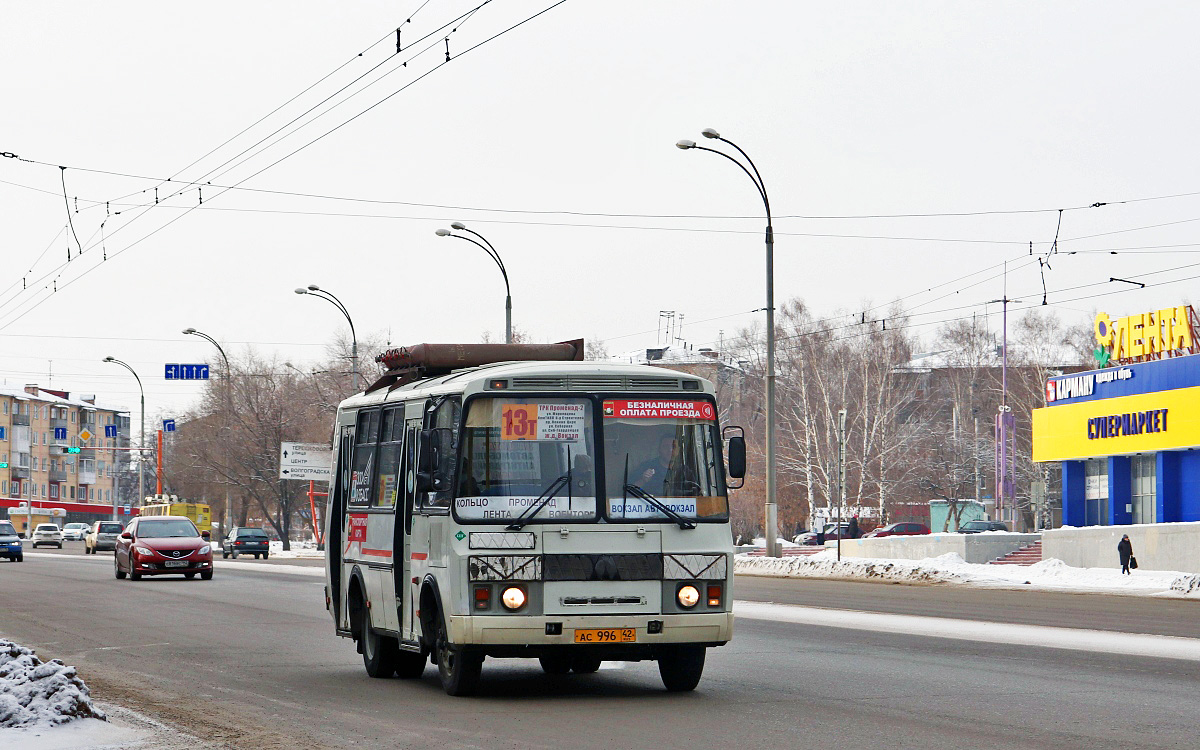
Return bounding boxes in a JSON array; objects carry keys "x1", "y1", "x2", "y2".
[
  {"x1": 538, "y1": 655, "x2": 572, "y2": 675},
  {"x1": 436, "y1": 614, "x2": 482, "y2": 696},
  {"x1": 657, "y1": 646, "x2": 705, "y2": 692},
  {"x1": 359, "y1": 603, "x2": 398, "y2": 678},
  {"x1": 571, "y1": 656, "x2": 602, "y2": 674}
]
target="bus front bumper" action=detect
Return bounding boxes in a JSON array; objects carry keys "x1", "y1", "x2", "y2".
[{"x1": 447, "y1": 611, "x2": 733, "y2": 647}]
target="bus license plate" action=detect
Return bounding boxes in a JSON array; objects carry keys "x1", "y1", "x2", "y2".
[
  {"x1": 164, "y1": 560, "x2": 188, "y2": 568},
  {"x1": 574, "y1": 628, "x2": 636, "y2": 644}
]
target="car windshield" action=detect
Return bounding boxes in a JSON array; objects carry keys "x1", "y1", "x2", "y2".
[
  {"x1": 456, "y1": 397, "x2": 597, "y2": 523},
  {"x1": 138, "y1": 519, "x2": 199, "y2": 538},
  {"x1": 239, "y1": 530, "x2": 268, "y2": 538},
  {"x1": 66, "y1": 524, "x2": 87, "y2": 530},
  {"x1": 602, "y1": 398, "x2": 727, "y2": 522},
  {"x1": 98, "y1": 523, "x2": 122, "y2": 533},
  {"x1": 36, "y1": 525, "x2": 58, "y2": 532},
  {"x1": 0, "y1": 522, "x2": 15, "y2": 536}
]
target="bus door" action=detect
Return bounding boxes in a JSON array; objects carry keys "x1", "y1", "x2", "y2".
[
  {"x1": 399, "y1": 409, "x2": 425, "y2": 640},
  {"x1": 328, "y1": 423, "x2": 353, "y2": 629}
]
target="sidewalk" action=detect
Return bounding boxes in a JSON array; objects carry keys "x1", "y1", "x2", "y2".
[{"x1": 735, "y1": 549, "x2": 1200, "y2": 598}]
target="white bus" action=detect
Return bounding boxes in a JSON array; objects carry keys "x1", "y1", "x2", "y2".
[{"x1": 323, "y1": 341, "x2": 745, "y2": 696}]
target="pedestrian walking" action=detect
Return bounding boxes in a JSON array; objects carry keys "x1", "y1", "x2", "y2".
[
  {"x1": 848, "y1": 515, "x2": 861, "y2": 540},
  {"x1": 1117, "y1": 534, "x2": 1134, "y2": 575}
]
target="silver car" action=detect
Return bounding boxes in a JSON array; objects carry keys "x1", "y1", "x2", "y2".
[
  {"x1": 31, "y1": 523, "x2": 63, "y2": 549},
  {"x1": 85, "y1": 520, "x2": 123, "y2": 554}
]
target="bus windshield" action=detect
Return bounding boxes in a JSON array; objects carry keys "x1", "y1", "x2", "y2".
[
  {"x1": 602, "y1": 398, "x2": 728, "y2": 521},
  {"x1": 455, "y1": 397, "x2": 597, "y2": 523}
]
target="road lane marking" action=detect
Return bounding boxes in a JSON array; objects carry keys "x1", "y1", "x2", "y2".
[{"x1": 734, "y1": 600, "x2": 1200, "y2": 662}]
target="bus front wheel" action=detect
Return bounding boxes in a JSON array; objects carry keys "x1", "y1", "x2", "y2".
[
  {"x1": 657, "y1": 645, "x2": 705, "y2": 692},
  {"x1": 435, "y1": 614, "x2": 482, "y2": 696}
]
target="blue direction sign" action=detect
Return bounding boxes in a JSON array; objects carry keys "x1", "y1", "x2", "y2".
[
  {"x1": 165, "y1": 364, "x2": 210, "y2": 380},
  {"x1": 53, "y1": 427, "x2": 67, "y2": 440},
  {"x1": 104, "y1": 425, "x2": 118, "y2": 438},
  {"x1": 163, "y1": 419, "x2": 176, "y2": 432}
]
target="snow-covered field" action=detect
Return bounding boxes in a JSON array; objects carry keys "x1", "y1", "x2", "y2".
[{"x1": 736, "y1": 550, "x2": 1200, "y2": 598}]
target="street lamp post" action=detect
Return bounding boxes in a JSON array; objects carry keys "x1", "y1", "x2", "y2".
[
  {"x1": 183, "y1": 327, "x2": 233, "y2": 537},
  {"x1": 102, "y1": 357, "x2": 144, "y2": 516},
  {"x1": 435, "y1": 223, "x2": 512, "y2": 343},
  {"x1": 295, "y1": 285, "x2": 358, "y2": 392},
  {"x1": 677, "y1": 128, "x2": 779, "y2": 557}
]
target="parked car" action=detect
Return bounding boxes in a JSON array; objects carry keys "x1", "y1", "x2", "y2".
[
  {"x1": 62, "y1": 523, "x2": 90, "y2": 541},
  {"x1": 30, "y1": 523, "x2": 63, "y2": 548},
  {"x1": 796, "y1": 523, "x2": 852, "y2": 545},
  {"x1": 84, "y1": 520, "x2": 124, "y2": 554},
  {"x1": 957, "y1": 520, "x2": 1009, "y2": 534},
  {"x1": 114, "y1": 516, "x2": 214, "y2": 581},
  {"x1": 222, "y1": 527, "x2": 270, "y2": 559},
  {"x1": 0, "y1": 520, "x2": 23, "y2": 562},
  {"x1": 864, "y1": 522, "x2": 931, "y2": 538}
]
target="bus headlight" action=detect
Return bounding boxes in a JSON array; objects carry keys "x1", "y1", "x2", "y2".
[
  {"x1": 501, "y1": 586, "x2": 527, "y2": 611},
  {"x1": 676, "y1": 584, "x2": 700, "y2": 609}
]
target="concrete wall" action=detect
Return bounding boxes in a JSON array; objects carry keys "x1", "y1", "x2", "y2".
[
  {"x1": 1042, "y1": 521, "x2": 1200, "y2": 573},
  {"x1": 832, "y1": 533, "x2": 1041, "y2": 564}
]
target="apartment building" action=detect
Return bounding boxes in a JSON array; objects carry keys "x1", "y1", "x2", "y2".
[{"x1": 0, "y1": 384, "x2": 131, "y2": 528}]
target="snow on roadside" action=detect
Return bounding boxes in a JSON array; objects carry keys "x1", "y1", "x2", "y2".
[
  {"x1": 266, "y1": 540, "x2": 323, "y2": 559},
  {"x1": 0, "y1": 640, "x2": 104, "y2": 729},
  {"x1": 735, "y1": 550, "x2": 1200, "y2": 598}
]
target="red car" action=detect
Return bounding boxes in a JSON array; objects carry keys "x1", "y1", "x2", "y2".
[
  {"x1": 863, "y1": 522, "x2": 931, "y2": 538},
  {"x1": 114, "y1": 516, "x2": 214, "y2": 581}
]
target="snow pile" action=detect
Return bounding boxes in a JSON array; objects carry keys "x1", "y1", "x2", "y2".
[
  {"x1": 736, "y1": 550, "x2": 1200, "y2": 597},
  {"x1": 0, "y1": 641, "x2": 105, "y2": 728},
  {"x1": 267, "y1": 540, "x2": 323, "y2": 559}
]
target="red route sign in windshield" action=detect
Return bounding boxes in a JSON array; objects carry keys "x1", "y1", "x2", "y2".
[{"x1": 602, "y1": 399, "x2": 715, "y2": 420}]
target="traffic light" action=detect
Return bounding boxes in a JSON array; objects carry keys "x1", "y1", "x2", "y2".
[
  {"x1": 65, "y1": 446, "x2": 81, "y2": 454},
  {"x1": 0, "y1": 462, "x2": 8, "y2": 468}
]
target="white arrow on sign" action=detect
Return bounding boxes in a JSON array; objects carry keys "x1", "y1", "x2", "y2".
[{"x1": 280, "y1": 442, "x2": 333, "y2": 480}]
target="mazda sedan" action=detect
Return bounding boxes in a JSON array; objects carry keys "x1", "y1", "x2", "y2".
[{"x1": 114, "y1": 516, "x2": 214, "y2": 581}]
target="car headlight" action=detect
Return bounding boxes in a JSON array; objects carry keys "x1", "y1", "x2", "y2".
[
  {"x1": 676, "y1": 584, "x2": 700, "y2": 609},
  {"x1": 134, "y1": 546, "x2": 154, "y2": 556},
  {"x1": 500, "y1": 586, "x2": 527, "y2": 611},
  {"x1": 199, "y1": 545, "x2": 211, "y2": 555}
]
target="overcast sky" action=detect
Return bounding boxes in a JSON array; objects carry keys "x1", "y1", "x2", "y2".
[{"x1": 3, "y1": 2, "x2": 1199, "y2": 430}]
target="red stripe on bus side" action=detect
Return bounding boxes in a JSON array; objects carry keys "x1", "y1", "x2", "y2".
[
  {"x1": 361, "y1": 548, "x2": 392, "y2": 558},
  {"x1": 410, "y1": 552, "x2": 428, "y2": 560}
]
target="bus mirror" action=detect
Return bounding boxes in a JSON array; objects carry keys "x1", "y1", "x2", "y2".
[
  {"x1": 722, "y1": 425, "x2": 746, "y2": 489},
  {"x1": 727, "y1": 436, "x2": 746, "y2": 478}
]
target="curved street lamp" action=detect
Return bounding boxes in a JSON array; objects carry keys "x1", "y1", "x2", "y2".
[
  {"x1": 435, "y1": 223, "x2": 512, "y2": 343},
  {"x1": 183, "y1": 327, "x2": 234, "y2": 535},
  {"x1": 677, "y1": 128, "x2": 779, "y2": 557},
  {"x1": 102, "y1": 356, "x2": 144, "y2": 515},
  {"x1": 295, "y1": 285, "x2": 358, "y2": 392}
]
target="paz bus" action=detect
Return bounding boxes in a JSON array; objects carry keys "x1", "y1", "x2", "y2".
[
  {"x1": 140, "y1": 496, "x2": 213, "y2": 535},
  {"x1": 323, "y1": 340, "x2": 745, "y2": 696}
]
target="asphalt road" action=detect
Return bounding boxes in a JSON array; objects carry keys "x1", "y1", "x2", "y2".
[{"x1": 4, "y1": 543, "x2": 1199, "y2": 749}]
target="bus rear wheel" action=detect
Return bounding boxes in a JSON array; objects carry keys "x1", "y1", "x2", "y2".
[
  {"x1": 539, "y1": 655, "x2": 572, "y2": 675},
  {"x1": 359, "y1": 603, "x2": 398, "y2": 678},
  {"x1": 657, "y1": 645, "x2": 705, "y2": 692},
  {"x1": 436, "y1": 615, "x2": 482, "y2": 696},
  {"x1": 572, "y1": 656, "x2": 602, "y2": 674}
]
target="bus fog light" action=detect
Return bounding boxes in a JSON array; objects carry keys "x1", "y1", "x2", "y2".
[
  {"x1": 676, "y1": 584, "x2": 700, "y2": 609},
  {"x1": 501, "y1": 586, "x2": 527, "y2": 611}
]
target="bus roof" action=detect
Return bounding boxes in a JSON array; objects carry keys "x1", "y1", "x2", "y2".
[{"x1": 338, "y1": 359, "x2": 714, "y2": 412}]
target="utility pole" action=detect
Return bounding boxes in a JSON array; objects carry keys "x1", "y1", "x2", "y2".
[
  {"x1": 990, "y1": 270, "x2": 1020, "y2": 529},
  {"x1": 837, "y1": 408, "x2": 847, "y2": 562}
]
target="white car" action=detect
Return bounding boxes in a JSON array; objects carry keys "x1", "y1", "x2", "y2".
[
  {"x1": 62, "y1": 522, "x2": 89, "y2": 541},
  {"x1": 31, "y1": 523, "x2": 63, "y2": 549}
]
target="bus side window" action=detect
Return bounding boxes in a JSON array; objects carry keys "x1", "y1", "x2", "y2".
[
  {"x1": 423, "y1": 398, "x2": 461, "y2": 510},
  {"x1": 375, "y1": 407, "x2": 404, "y2": 508},
  {"x1": 350, "y1": 409, "x2": 380, "y2": 507}
]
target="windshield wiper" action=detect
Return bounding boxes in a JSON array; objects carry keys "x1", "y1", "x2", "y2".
[
  {"x1": 507, "y1": 450, "x2": 573, "y2": 531},
  {"x1": 622, "y1": 483, "x2": 696, "y2": 530}
]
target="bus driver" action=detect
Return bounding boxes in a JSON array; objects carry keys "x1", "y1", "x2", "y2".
[{"x1": 635, "y1": 434, "x2": 696, "y2": 496}]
